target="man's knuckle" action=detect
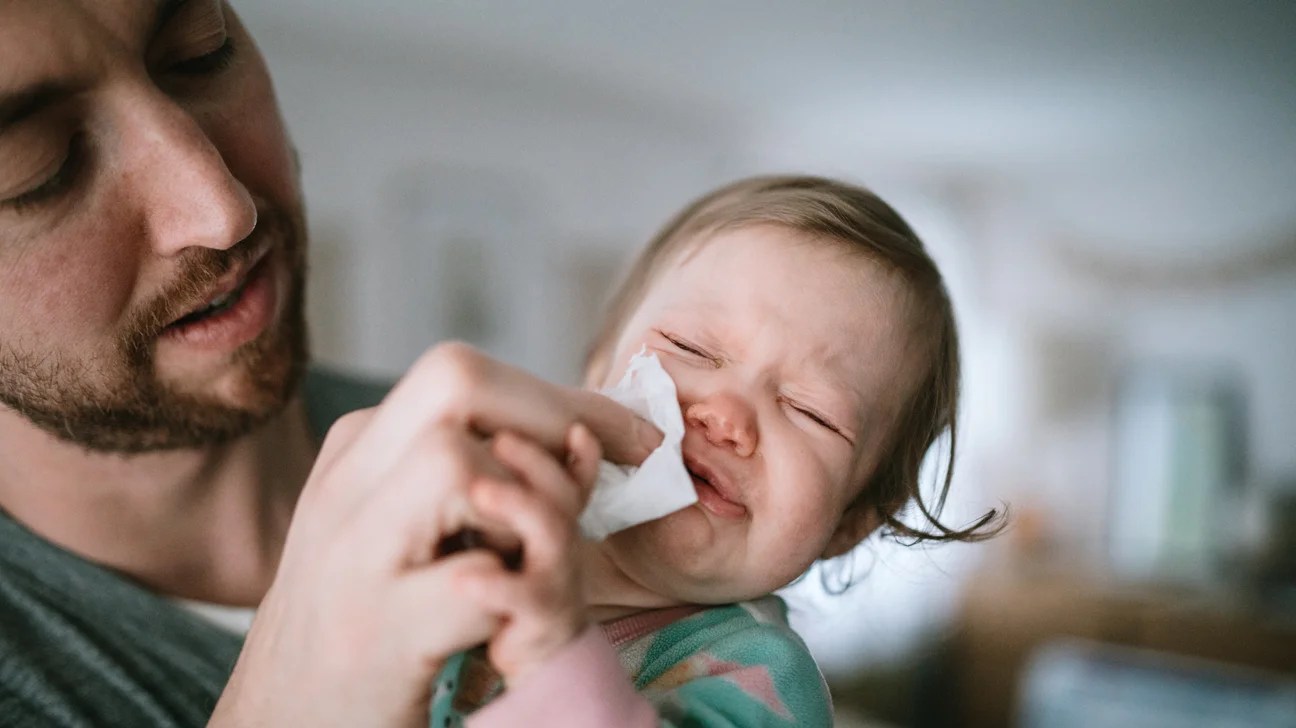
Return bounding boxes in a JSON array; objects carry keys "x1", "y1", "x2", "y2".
[
  {"x1": 316, "y1": 410, "x2": 366, "y2": 459},
  {"x1": 420, "y1": 431, "x2": 474, "y2": 485},
  {"x1": 331, "y1": 408, "x2": 370, "y2": 435},
  {"x1": 422, "y1": 342, "x2": 485, "y2": 388}
]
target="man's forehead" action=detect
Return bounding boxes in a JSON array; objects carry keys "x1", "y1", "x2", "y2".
[
  {"x1": 0, "y1": 0, "x2": 191, "y2": 97},
  {"x1": 0, "y1": 9, "x2": 81, "y2": 102},
  {"x1": 0, "y1": 0, "x2": 187, "y2": 62}
]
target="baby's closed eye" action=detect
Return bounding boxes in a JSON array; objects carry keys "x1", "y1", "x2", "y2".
[
  {"x1": 657, "y1": 330, "x2": 721, "y2": 367},
  {"x1": 780, "y1": 396, "x2": 852, "y2": 442}
]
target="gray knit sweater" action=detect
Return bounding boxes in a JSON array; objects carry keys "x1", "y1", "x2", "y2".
[{"x1": 0, "y1": 368, "x2": 388, "y2": 726}]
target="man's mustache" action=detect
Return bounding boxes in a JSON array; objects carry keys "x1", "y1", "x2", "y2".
[{"x1": 120, "y1": 214, "x2": 284, "y2": 358}]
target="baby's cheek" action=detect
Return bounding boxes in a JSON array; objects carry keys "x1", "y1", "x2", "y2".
[
  {"x1": 800, "y1": 499, "x2": 841, "y2": 546},
  {"x1": 845, "y1": 436, "x2": 886, "y2": 500},
  {"x1": 598, "y1": 338, "x2": 652, "y2": 387}
]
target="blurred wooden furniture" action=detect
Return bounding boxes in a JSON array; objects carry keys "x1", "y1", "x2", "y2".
[{"x1": 946, "y1": 568, "x2": 1296, "y2": 727}]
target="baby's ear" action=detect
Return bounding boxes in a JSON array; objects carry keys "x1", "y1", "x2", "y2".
[{"x1": 821, "y1": 506, "x2": 883, "y2": 559}]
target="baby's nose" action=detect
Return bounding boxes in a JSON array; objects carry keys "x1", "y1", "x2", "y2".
[{"x1": 685, "y1": 394, "x2": 758, "y2": 457}]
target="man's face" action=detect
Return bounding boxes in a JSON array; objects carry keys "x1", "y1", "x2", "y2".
[
  {"x1": 593, "y1": 225, "x2": 923, "y2": 604},
  {"x1": 0, "y1": 0, "x2": 308, "y2": 452}
]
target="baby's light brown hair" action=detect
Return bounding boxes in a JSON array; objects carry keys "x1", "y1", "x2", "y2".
[{"x1": 586, "y1": 175, "x2": 1003, "y2": 548}]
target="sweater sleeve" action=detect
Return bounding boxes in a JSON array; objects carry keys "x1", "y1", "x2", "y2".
[
  {"x1": 466, "y1": 617, "x2": 832, "y2": 728},
  {"x1": 464, "y1": 626, "x2": 657, "y2": 728}
]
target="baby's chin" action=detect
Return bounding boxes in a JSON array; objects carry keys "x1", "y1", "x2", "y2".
[
  {"x1": 599, "y1": 515, "x2": 795, "y2": 606},
  {"x1": 653, "y1": 574, "x2": 788, "y2": 607}
]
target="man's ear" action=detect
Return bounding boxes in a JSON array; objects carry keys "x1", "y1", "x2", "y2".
[{"x1": 821, "y1": 506, "x2": 884, "y2": 559}]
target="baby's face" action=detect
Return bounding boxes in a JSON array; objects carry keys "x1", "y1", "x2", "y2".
[{"x1": 594, "y1": 225, "x2": 923, "y2": 604}]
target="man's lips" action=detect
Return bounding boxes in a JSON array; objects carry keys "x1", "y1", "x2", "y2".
[
  {"x1": 165, "y1": 244, "x2": 272, "y2": 328},
  {"x1": 684, "y1": 453, "x2": 748, "y2": 519}
]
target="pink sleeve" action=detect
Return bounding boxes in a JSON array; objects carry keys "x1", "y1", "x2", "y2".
[{"x1": 465, "y1": 625, "x2": 658, "y2": 728}]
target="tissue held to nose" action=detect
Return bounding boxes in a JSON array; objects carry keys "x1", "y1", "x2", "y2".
[{"x1": 579, "y1": 350, "x2": 697, "y2": 540}]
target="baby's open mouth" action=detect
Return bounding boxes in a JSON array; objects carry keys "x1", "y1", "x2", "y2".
[{"x1": 687, "y1": 464, "x2": 748, "y2": 519}]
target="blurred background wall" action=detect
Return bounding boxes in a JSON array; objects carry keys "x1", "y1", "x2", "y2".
[{"x1": 238, "y1": 2, "x2": 1296, "y2": 724}]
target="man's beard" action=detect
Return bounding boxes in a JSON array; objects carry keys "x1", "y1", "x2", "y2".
[{"x1": 0, "y1": 208, "x2": 310, "y2": 454}]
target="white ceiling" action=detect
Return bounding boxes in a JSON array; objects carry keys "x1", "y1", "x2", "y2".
[{"x1": 242, "y1": 0, "x2": 1296, "y2": 251}]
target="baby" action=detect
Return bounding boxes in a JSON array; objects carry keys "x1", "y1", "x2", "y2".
[{"x1": 430, "y1": 175, "x2": 1001, "y2": 727}]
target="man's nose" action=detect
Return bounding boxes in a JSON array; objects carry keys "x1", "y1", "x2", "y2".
[
  {"x1": 117, "y1": 89, "x2": 256, "y2": 257},
  {"x1": 685, "y1": 392, "x2": 759, "y2": 457}
]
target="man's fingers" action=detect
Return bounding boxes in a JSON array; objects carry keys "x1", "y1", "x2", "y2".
[
  {"x1": 563, "y1": 388, "x2": 661, "y2": 466},
  {"x1": 454, "y1": 566, "x2": 528, "y2": 616},
  {"x1": 492, "y1": 430, "x2": 585, "y2": 518},
  {"x1": 313, "y1": 408, "x2": 375, "y2": 471},
  {"x1": 361, "y1": 343, "x2": 660, "y2": 470},
  {"x1": 362, "y1": 343, "x2": 572, "y2": 457},
  {"x1": 347, "y1": 430, "x2": 520, "y2": 565},
  {"x1": 452, "y1": 562, "x2": 568, "y2": 631},
  {"x1": 394, "y1": 551, "x2": 503, "y2": 659}
]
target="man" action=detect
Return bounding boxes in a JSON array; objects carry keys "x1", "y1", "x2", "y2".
[{"x1": 0, "y1": 2, "x2": 657, "y2": 725}]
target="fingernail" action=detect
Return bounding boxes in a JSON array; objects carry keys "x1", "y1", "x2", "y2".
[
  {"x1": 470, "y1": 481, "x2": 498, "y2": 510},
  {"x1": 564, "y1": 424, "x2": 581, "y2": 468},
  {"x1": 637, "y1": 417, "x2": 662, "y2": 452}
]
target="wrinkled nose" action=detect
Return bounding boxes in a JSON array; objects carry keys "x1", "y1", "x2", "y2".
[{"x1": 685, "y1": 392, "x2": 759, "y2": 457}]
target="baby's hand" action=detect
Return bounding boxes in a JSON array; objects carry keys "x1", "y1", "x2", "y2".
[{"x1": 455, "y1": 424, "x2": 601, "y2": 682}]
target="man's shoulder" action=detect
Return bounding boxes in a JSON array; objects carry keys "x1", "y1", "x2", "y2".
[{"x1": 302, "y1": 365, "x2": 394, "y2": 440}]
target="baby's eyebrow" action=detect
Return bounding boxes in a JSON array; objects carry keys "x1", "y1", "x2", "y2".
[
  {"x1": 660, "y1": 311, "x2": 734, "y2": 358},
  {"x1": 798, "y1": 360, "x2": 862, "y2": 397},
  {"x1": 791, "y1": 372, "x2": 864, "y2": 418}
]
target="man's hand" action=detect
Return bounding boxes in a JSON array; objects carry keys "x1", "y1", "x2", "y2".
[{"x1": 210, "y1": 343, "x2": 660, "y2": 727}]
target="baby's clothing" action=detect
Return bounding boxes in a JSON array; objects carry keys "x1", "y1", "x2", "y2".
[{"x1": 430, "y1": 595, "x2": 832, "y2": 727}]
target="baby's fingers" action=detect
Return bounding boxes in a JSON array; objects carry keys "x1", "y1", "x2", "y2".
[
  {"x1": 470, "y1": 478, "x2": 575, "y2": 574},
  {"x1": 454, "y1": 564, "x2": 585, "y2": 681},
  {"x1": 564, "y1": 422, "x2": 602, "y2": 496},
  {"x1": 491, "y1": 430, "x2": 587, "y2": 519}
]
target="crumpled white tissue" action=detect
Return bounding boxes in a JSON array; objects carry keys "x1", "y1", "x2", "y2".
[{"x1": 578, "y1": 349, "x2": 696, "y2": 540}]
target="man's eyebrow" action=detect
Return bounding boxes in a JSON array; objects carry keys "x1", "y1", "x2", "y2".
[
  {"x1": 153, "y1": 0, "x2": 192, "y2": 37},
  {"x1": 0, "y1": 83, "x2": 76, "y2": 134},
  {"x1": 0, "y1": 2, "x2": 192, "y2": 135}
]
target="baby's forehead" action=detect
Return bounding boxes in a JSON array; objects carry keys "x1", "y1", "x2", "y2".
[
  {"x1": 670, "y1": 225, "x2": 911, "y2": 290},
  {"x1": 682, "y1": 230, "x2": 917, "y2": 321},
  {"x1": 632, "y1": 223, "x2": 930, "y2": 368}
]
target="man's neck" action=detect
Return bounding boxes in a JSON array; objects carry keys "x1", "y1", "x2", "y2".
[{"x1": 0, "y1": 400, "x2": 317, "y2": 607}]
